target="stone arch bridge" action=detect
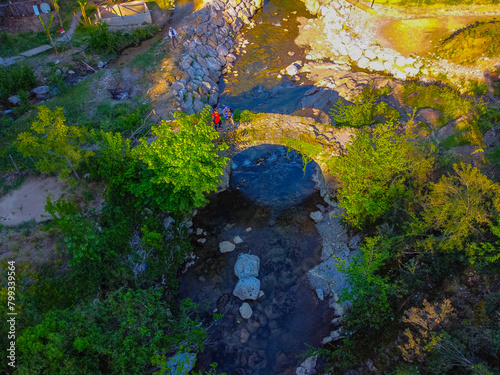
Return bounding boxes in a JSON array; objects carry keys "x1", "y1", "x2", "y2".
[{"x1": 219, "y1": 113, "x2": 355, "y2": 201}]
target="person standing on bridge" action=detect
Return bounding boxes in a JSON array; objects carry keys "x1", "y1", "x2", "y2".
[
  {"x1": 222, "y1": 105, "x2": 235, "y2": 129},
  {"x1": 212, "y1": 108, "x2": 222, "y2": 130},
  {"x1": 169, "y1": 27, "x2": 178, "y2": 49}
]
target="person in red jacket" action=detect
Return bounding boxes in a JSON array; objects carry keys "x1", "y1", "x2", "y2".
[{"x1": 212, "y1": 109, "x2": 222, "y2": 130}]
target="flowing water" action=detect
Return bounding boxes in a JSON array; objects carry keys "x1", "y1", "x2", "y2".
[{"x1": 179, "y1": 145, "x2": 332, "y2": 374}]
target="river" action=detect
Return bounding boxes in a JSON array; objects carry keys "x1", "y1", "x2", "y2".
[{"x1": 179, "y1": 145, "x2": 331, "y2": 374}]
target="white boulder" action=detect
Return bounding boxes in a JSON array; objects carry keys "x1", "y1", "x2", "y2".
[
  {"x1": 233, "y1": 277, "x2": 261, "y2": 300},
  {"x1": 235, "y1": 253, "x2": 260, "y2": 279}
]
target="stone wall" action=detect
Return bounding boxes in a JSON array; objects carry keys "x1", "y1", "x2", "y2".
[{"x1": 169, "y1": 0, "x2": 264, "y2": 114}]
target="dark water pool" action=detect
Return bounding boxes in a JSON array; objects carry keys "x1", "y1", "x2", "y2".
[{"x1": 178, "y1": 145, "x2": 331, "y2": 374}]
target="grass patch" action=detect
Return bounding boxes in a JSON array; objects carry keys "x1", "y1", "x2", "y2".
[
  {"x1": 44, "y1": 69, "x2": 106, "y2": 123},
  {"x1": 437, "y1": 21, "x2": 500, "y2": 65},
  {"x1": 90, "y1": 102, "x2": 152, "y2": 134},
  {"x1": 485, "y1": 146, "x2": 500, "y2": 165},
  {"x1": 129, "y1": 41, "x2": 166, "y2": 71},
  {"x1": 0, "y1": 174, "x2": 27, "y2": 197},
  {"x1": 0, "y1": 31, "x2": 49, "y2": 58},
  {"x1": 439, "y1": 133, "x2": 471, "y2": 150},
  {"x1": 403, "y1": 82, "x2": 475, "y2": 123}
]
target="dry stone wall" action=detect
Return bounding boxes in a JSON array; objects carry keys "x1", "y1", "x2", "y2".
[{"x1": 170, "y1": 0, "x2": 264, "y2": 114}]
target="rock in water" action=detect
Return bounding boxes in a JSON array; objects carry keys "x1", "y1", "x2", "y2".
[
  {"x1": 234, "y1": 253, "x2": 260, "y2": 279},
  {"x1": 233, "y1": 277, "x2": 261, "y2": 300},
  {"x1": 239, "y1": 302, "x2": 253, "y2": 319},
  {"x1": 219, "y1": 241, "x2": 236, "y2": 253}
]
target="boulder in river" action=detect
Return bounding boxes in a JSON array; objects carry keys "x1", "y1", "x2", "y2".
[
  {"x1": 219, "y1": 241, "x2": 236, "y2": 253},
  {"x1": 233, "y1": 277, "x2": 261, "y2": 300},
  {"x1": 235, "y1": 253, "x2": 260, "y2": 279},
  {"x1": 285, "y1": 62, "x2": 301, "y2": 76},
  {"x1": 239, "y1": 302, "x2": 253, "y2": 319}
]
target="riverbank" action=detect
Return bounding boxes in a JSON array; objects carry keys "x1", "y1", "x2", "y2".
[{"x1": 296, "y1": 0, "x2": 500, "y2": 89}]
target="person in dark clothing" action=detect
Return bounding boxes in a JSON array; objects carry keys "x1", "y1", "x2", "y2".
[
  {"x1": 222, "y1": 106, "x2": 235, "y2": 129},
  {"x1": 212, "y1": 109, "x2": 222, "y2": 130}
]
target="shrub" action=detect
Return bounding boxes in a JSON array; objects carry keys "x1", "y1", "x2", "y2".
[
  {"x1": 0, "y1": 63, "x2": 37, "y2": 100},
  {"x1": 88, "y1": 21, "x2": 118, "y2": 54},
  {"x1": 88, "y1": 22, "x2": 160, "y2": 54},
  {"x1": 329, "y1": 85, "x2": 397, "y2": 128},
  {"x1": 423, "y1": 163, "x2": 500, "y2": 258},
  {"x1": 327, "y1": 121, "x2": 433, "y2": 229}
]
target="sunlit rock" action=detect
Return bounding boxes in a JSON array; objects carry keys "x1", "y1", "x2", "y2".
[
  {"x1": 357, "y1": 56, "x2": 370, "y2": 69},
  {"x1": 348, "y1": 45, "x2": 363, "y2": 61},
  {"x1": 285, "y1": 62, "x2": 301, "y2": 76}
]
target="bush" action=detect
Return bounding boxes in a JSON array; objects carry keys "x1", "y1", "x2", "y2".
[
  {"x1": 88, "y1": 21, "x2": 118, "y2": 54},
  {"x1": 327, "y1": 121, "x2": 433, "y2": 229},
  {"x1": 233, "y1": 109, "x2": 255, "y2": 122},
  {"x1": 330, "y1": 86, "x2": 397, "y2": 128},
  {"x1": 0, "y1": 63, "x2": 37, "y2": 100},
  {"x1": 88, "y1": 22, "x2": 160, "y2": 54}
]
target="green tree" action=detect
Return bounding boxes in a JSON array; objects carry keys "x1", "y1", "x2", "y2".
[
  {"x1": 336, "y1": 236, "x2": 400, "y2": 332},
  {"x1": 17, "y1": 106, "x2": 93, "y2": 179},
  {"x1": 133, "y1": 106, "x2": 229, "y2": 215},
  {"x1": 328, "y1": 122, "x2": 433, "y2": 229},
  {"x1": 17, "y1": 288, "x2": 206, "y2": 374},
  {"x1": 423, "y1": 162, "x2": 500, "y2": 256},
  {"x1": 44, "y1": 193, "x2": 104, "y2": 265}
]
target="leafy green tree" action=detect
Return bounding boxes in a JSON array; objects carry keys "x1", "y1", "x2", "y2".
[
  {"x1": 467, "y1": 218, "x2": 500, "y2": 265},
  {"x1": 336, "y1": 236, "x2": 401, "y2": 332},
  {"x1": 17, "y1": 288, "x2": 206, "y2": 374},
  {"x1": 44, "y1": 193, "x2": 105, "y2": 265},
  {"x1": 17, "y1": 106, "x2": 93, "y2": 179},
  {"x1": 133, "y1": 106, "x2": 229, "y2": 215},
  {"x1": 423, "y1": 162, "x2": 500, "y2": 258},
  {"x1": 328, "y1": 122, "x2": 433, "y2": 229}
]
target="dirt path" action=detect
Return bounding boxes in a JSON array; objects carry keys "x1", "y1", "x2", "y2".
[{"x1": 0, "y1": 176, "x2": 69, "y2": 226}]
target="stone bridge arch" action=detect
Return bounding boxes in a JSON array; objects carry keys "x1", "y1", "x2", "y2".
[{"x1": 220, "y1": 113, "x2": 355, "y2": 203}]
